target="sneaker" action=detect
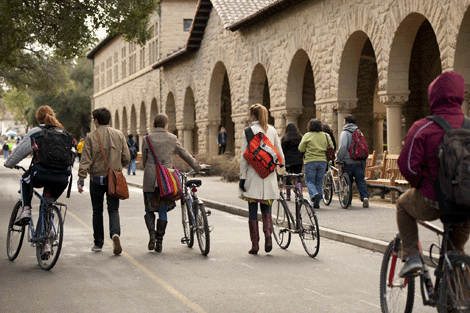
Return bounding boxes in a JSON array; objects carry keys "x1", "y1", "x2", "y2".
[
  {"x1": 398, "y1": 256, "x2": 422, "y2": 278},
  {"x1": 112, "y1": 234, "x2": 122, "y2": 255},
  {"x1": 13, "y1": 209, "x2": 31, "y2": 226},
  {"x1": 133, "y1": 172, "x2": 136, "y2": 175},
  {"x1": 313, "y1": 194, "x2": 321, "y2": 209},
  {"x1": 363, "y1": 198, "x2": 369, "y2": 208},
  {"x1": 91, "y1": 245, "x2": 102, "y2": 252}
]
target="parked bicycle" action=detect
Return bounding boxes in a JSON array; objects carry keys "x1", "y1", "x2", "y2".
[
  {"x1": 272, "y1": 173, "x2": 320, "y2": 258},
  {"x1": 6, "y1": 165, "x2": 66, "y2": 270},
  {"x1": 180, "y1": 168, "x2": 212, "y2": 256},
  {"x1": 380, "y1": 217, "x2": 470, "y2": 312},
  {"x1": 321, "y1": 161, "x2": 352, "y2": 209}
]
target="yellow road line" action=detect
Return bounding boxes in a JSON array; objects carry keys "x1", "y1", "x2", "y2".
[{"x1": 67, "y1": 210, "x2": 207, "y2": 313}]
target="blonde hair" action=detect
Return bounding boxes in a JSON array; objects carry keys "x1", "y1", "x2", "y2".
[
  {"x1": 249, "y1": 104, "x2": 269, "y2": 133},
  {"x1": 35, "y1": 105, "x2": 63, "y2": 128}
]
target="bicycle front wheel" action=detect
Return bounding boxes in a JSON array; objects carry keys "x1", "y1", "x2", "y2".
[
  {"x1": 36, "y1": 206, "x2": 64, "y2": 270},
  {"x1": 195, "y1": 204, "x2": 210, "y2": 256},
  {"x1": 438, "y1": 253, "x2": 470, "y2": 313},
  {"x1": 6, "y1": 200, "x2": 26, "y2": 261},
  {"x1": 338, "y1": 174, "x2": 352, "y2": 209},
  {"x1": 322, "y1": 173, "x2": 333, "y2": 206},
  {"x1": 379, "y1": 239, "x2": 415, "y2": 313},
  {"x1": 298, "y1": 200, "x2": 320, "y2": 258},
  {"x1": 272, "y1": 198, "x2": 291, "y2": 249},
  {"x1": 181, "y1": 199, "x2": 194, "y2": 248}
]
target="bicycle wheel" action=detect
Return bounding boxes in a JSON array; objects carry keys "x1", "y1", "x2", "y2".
[
  {"x1": 272, "y1": 198, "x2": 292, "y2": 249},
  {"x1": 6, "y1": 200, "x2": 26, "y2": 261},
  {"x1": 322, "y1": 172, "x2": 333, "y2": 206},
  {"x1": 181, "y1": 199, "x2": 194, "y2": 248},
  {"x1": 195, "y1": 204, "x2": 210, "y2": 256},
  {"x1": 36, "y1": 206, "x2": 63, "y2": 270},
  {"x1": 438, "y1": 253, "x2": 470, "y2": 313},
  {"x1": 298, "y1": 200, "x2": 320, "y2": 258},
  {"x1": 379, "y1": 239, "x2": 415, "y2": 313},
  {"x1": 338, "y1": 174, "x2": 352, "y2": 209}
]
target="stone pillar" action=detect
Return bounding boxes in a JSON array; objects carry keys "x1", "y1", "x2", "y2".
[
  {"x1": 207, "y1": 120, "x2": 221, "y2": 156},
  {"x1": 315, "y1": 99, "x2": 338, "y2": 137},
  {"x1": 182, "y1": 125, "x2": 194, "y2": 155},
  {"x1": 285, "y1": 108, "x2": 303, "y2": 128},
  {"x1": 379, "y1": 92, "x2": 409, "y2": 154},
  {"x1": 232, "y1": 114, "x2": 250, "y2": 160},
  {"x1": 176, "y1": 123, "x2": 184, "y2": 146},
  {"x1": 463, "y1": 86, "x2": 470, "y2": 117},
  {"x1": 373, "y1": 113, "x2": 386, "y2": 154},
  {"x1": 270, "y1": 108, "x2": 302, "y2": 136},
  {"x1": 333, "y1": 99, "x2": 358, "y2": 140}
]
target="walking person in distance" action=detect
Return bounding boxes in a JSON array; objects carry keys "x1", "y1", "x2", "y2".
[
  {"x1": 281, "y1": 123, "x2": 304, "y2": 201},
  {"x1": 217, "y1": 127, "x2": 228, "y2": 155},
  {"x1": 127, "y1": 134, "x2": 139, "y2": 175}
]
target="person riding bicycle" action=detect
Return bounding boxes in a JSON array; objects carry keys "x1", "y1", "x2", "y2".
[
  {"x1": 396, "y1": 71, "x2": 470, "y2": 277},
  {"x1": 4, "y1": 106, "x2": 71, "y2": 231}
]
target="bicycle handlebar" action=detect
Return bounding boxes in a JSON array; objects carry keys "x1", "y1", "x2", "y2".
[
  {"x1": 180, "y1": 165, "x2": 211, "y2": 177},
  {"x1": 13, "y1": 165, "x2": 26, "y2": 172}
]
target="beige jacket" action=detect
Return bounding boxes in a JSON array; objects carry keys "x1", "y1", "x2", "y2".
[
  {"x1": 239, "y1": 121, "x2": 285, "y2": 200},
  {"x1": 78, "y1": 125, "x2": 130, "y2": 181},
  {"x1": 142, "y1": 128, "x2": 201, "y2": 193}
]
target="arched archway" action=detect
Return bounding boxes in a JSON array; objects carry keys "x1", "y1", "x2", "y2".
[
  {"x1": 150, "y1": 98, "x2": 158, "y2": 127},
  {"x1": 286, "y1": 49, "x2": 316, "y2": 134},
  {"x1": 122, "y1": 107, "x2": 128, "y2": 135},
  {"x1": 114, "y1": 110, "x2": 120, "y2": 130},
  {"x1": 183, "y1": 87, "x2": 196, "y2": 154},
  {"x1": 130, "y1": 104, "x2": 137, "y2": 144},
  {"x1": 249, "y1": 64, "x2": 273, "y2": 125},
  {"x1": 138, "y1": 101, "x2": 147, "y2": 148},
  {"x1": 454, "y1": 5, "x2": 470, "y2": 116},
  {"x1": 165, "y1": 93, "x2": 176, "y2": 134}
]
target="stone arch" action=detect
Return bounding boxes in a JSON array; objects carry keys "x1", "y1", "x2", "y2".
[
  {"x1": 150, "y1": 98, "x2": 158, "y2": 127},
  {"x1": 455, "y1": 5, "x2": 470, "y2": 116},
  {"x1": 114, "y1": 110, "x2": 120, "y2": 130},
  {"x1": 166, "y1": 92, "x2": 176, "y2": 134},
  {"x1": 122, "y1": 107, "x2": 128, "y2": 135},
  {"x1": 249, "y1": 63, "x2": 274, "y2": 125},
  {"x1": 129, "y1": 104, "x2": 137, "y2": 140},
  {"x1": 138, "y1": 101, "x2": 147, "y2": 148},
  {"x1": 183, "y1": 87, "x2": 197, "y2": 154},
  {"x1": 286, "y1": 49, "x2": 316, "y2": 134}
]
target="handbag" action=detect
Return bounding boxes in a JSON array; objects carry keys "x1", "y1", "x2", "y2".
[
  {"x1": 95, "y1": 131, "x2": 129, "y2": 200},
  {"x1": 145, "y1": 135, "x2": 183, "y2": 202},
  {"x1": 325, "y1": 133, "x2": 335, "y2": 162}
]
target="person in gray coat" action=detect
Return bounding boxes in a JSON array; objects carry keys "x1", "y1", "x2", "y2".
[{"x1": 141, "y1": 113, "x2": 203, "y2": 252}]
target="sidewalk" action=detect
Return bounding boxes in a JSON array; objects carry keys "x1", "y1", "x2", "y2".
[{"x1": 117, "y1": 167, "x2": 468, "y2": 255}]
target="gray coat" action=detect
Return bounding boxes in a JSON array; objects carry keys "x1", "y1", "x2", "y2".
[{"x1": 142, "y1": 128, "x2": 201, "y2": 193}]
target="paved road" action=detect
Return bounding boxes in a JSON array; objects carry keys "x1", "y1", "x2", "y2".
[{"x1": 0, "y1": 160, "x2": 436, "y2": 312}]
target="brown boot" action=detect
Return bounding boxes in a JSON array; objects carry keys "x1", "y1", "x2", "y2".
[
  {"x1": 144, "y1": 214, "x2": 156, "y2": 250},
  {"x1": 248, "y1": 220, "x2": 259, "y2": 254},
  {"x1": 155, "y1": 219, "x2": 168, "y2": 253},
  {"x1": 262, "y1": 214, "x2": 273, "y2": 253}
]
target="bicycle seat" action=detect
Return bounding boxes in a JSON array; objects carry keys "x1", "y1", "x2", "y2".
[{"x1": 185, "y1": 179, "x2": 202, "y2": 188}]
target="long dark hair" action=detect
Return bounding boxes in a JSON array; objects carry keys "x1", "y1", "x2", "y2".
[{"x1": 281, "y1": 123, "x2": 302, "y2": 146}]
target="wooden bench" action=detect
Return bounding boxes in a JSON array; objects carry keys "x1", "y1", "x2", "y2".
[
  {"x1": 364, "y1": 150, "x2": 378, "y2": 179},
  {"x1": 365, "y1": 151, "x2": 410, "y2": 203}
]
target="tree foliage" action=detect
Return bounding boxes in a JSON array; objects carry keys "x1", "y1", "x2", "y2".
[
  {"x1": 2, "y1": 88, "x2": 34, "y2": 129},
  {"x1": 0, "y1": 0, "x2": 160, "y2": 90}
]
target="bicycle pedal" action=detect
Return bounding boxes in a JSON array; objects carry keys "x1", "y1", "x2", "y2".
[
  {"x1": 181, "y1": 237, "x2": 188, "y2": 244},
  {"x1": 206, "y1": 210, "x2": 211, "y2": 216}
]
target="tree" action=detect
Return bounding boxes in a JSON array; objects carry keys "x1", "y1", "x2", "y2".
[
  {"x1": 2, "y1": 88, "x2": 34, "y2": 130},
  {"x1": 0, "y1": 0, "x2": 160, "y2": 90}
]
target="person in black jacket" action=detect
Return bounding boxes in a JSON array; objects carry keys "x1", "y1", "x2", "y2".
[
  {"x1": 322, "y1": 124, "x2": 336, "y2": 151},
  {"x1": 281, "y1": 123, "x2": 304, "y2": 201}
]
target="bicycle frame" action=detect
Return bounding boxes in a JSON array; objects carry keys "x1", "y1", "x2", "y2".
[
  {"x1": 326, "y1": 161, "x2": 345, "y2": 195},
  {"x1": 278, "y1": 173, "x2": 311, "y2": 231}
]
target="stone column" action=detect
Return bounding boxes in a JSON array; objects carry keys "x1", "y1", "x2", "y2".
[
  {"x1": 333, "y1": 99, "x2": 358, "y2": 140},
  {"x1": 182, "y1": 124, "x2": 194, "y2": 155},
  {"x1": 463, "y1": 86, "x2": 470, "y2": 117},
  {"x1": 270, "y1": 108, "x2": 303, "y2": 136},
  {"x1": 315, "y1": 99, "x2": 338, "y2": 137},
  {"x1": 207, "y1": 119, "x2": 221, "y2": 156},
  {"x1": 373, "y1": 113, "x2": 386, "y2": 154},
  {"x1": 232, "y1": 114, "x2": 250, "y2": 160},
  {"x1": 176, "y1": 123, "x2": 184, "y2": 146},
  {"x1": 285, "y1": 108, "x2": 303, "y2": 128},
  {"x1": 379, "y1": 92, "x2": 409, "y2": 154}
]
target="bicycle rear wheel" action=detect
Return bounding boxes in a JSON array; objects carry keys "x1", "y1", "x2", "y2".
[
  {"x1": 438, "y1": 253, "x2": 470, "y2": 313},
  {"x1": 338, "y1": 174, "x2": 352, "y2": 209},
  {"x1": 36, "y1": 206, "x2": 63, "y2": 270},
  {"x1": 195, "y1": 204, "x2": 210, "y2": 256},
  {"x1": 322, "y1": 173, "x2": 333, "y2": 206},
  {"x1": 6, "y1": 200, "x2": 26, "y2": 261},
  {"x1": 181, "y1": 199, "x2": 194, "y2": 248},
  {"x1": 298, "y1": 200, "x2": 320, "y2": 258},
  {"x1": 272, "y1": 198, "x2": 292, "y2": 249},
  {"x1": 379, "y1": 238, "x2": 415, "y2": 313}
]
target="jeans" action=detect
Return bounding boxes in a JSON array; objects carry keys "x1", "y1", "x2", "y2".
[
  {"x1": 90, "y1": 180, "x2": 120, "y2": 248},
  {"x1": 248, "y1": 202, "x2": 271, "y2": 221},
  {"x1": 342, "y1": 163, "x2": 368, "y2": 201},
  {"x1": 3, "y1": 151, "x2": 8, "y2": 159},
  {"x1": 304, "y1": 162, "x2": 327, "y2": 201},
  {"x1": 218, "y1": 144, "x2": 226, "y2": 155},
  {"x1": 127, "y1": 158, "x2": 136, "y2": 174}
]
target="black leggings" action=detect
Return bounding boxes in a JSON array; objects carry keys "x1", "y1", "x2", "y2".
[
  {"x1": 21, "y1": 169, "x2": 69, "y2": 207},
  {"x1": 248, "y1": 202, "x2": 271, "y2": 221}
]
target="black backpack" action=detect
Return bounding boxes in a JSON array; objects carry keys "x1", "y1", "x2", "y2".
[
  {"x1": 32, "y1": 126, "x2": 74, "y2": 170},
  {"x1": 427, "y1": 115, "x2": 470, "y2": 215},
  {"x1": 128, "y1": 140, "x2": 138, "y2": 159}
]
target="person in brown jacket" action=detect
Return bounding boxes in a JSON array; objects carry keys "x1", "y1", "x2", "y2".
[
  {"x1": 78, "y1": 108, "x2": 130, "y2": 255},
  {"x1": 142, "y1": 113, "x2": 203, "y2": 252}
]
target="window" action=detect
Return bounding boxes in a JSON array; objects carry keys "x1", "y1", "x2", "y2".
[
  {"x1": 183, "y1": 19, "x2": 192, "y2": 32},
  {"x1": 122, "y1": 60, "x2": 126, "y2": 79}
]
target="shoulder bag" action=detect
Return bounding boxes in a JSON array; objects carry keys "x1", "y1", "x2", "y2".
[
  {"x1": 95, "y1": 130, "x2": 129, "y2": 200},
  {"x1": 325, "y1": 133, "x2": 335, "y2": 162}
]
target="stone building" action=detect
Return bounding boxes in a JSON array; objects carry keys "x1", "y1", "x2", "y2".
[{"x1": 87, "y1": 0, "x2": 470, "y2": 158}]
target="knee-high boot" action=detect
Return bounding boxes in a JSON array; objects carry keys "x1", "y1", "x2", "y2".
[
  {"x1": 248, "y1": 220, "x2": 259, "y2": 254},
  {"x1": 144, "y1": 214, "x2": 156, "y2": 250},
  {"x1": 262, "y1": 214, "x2": 273, "y2": 253},
  {"x1": 155, "y1": 219, "x2": 168, "y2": 253}
]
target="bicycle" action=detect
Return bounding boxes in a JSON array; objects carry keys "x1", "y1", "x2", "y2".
[
  {"x1": 6, "y1": 165, "x2": 66, "y2": 270},
  {"x1": 180, "y1": 168, "x2": 212, "y2": 256},
  {"x1": 321, "y1": 161, "x2": 352, "y2": 209},
  {"x1": 380, "y1": 216, "x2": 470, "y2": 312},
  {"x1": 272, "y1": 173, "x2": 320, "y2": 258}
]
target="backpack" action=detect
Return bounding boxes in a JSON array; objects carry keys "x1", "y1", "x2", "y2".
[
  {"x1": 32, "y1": 126, "x2": 74, "y2": 170},
  {"x1": 427, "y1": 115, "x2": 470, "y2": 212},
  {"x1": 128, "y1": 140, "x2": 138, "y2": 159},
  {"x1": 348, "y1": 128, "x2": 369, "y2": 160},
  {"x1": 243, "y1": 127, "x2": 283, "y2": 179}
]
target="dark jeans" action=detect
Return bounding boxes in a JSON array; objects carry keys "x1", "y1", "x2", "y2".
[
  {"x1": 21, "y1": 168, "x2": 69, "y2": 207},
  {"x1": 342, "y1": 163, "x2": 368, "y2": 202},
  {"x1": 90, "y1": 180, "x2": 120, "y2": 248},
  {"x1": 218, "y1": 144, "x2": 226, "y2": 155},
  {"x1": 248, "y1": 202, "x2": 271, "y2": 221}
]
